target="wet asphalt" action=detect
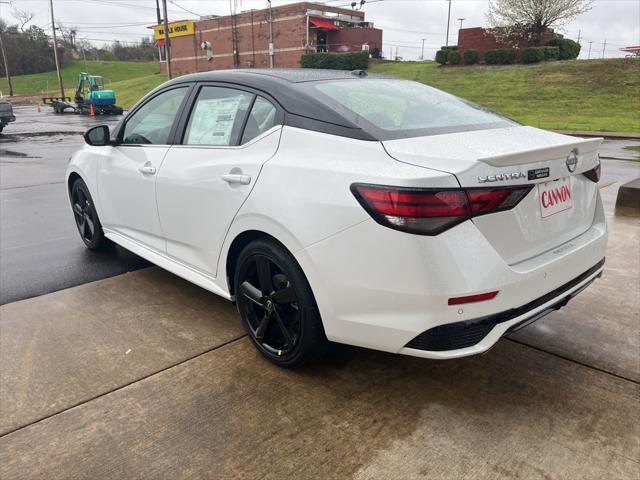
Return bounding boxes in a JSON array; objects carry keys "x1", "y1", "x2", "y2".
[
  {"x1": 0, "y1": 105, "x2": 638, "y2": 305},
  {"x1": 0, "y1": 106, "x2": 149, "y2": 305}
]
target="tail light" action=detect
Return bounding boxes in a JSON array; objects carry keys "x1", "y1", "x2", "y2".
[
  {"x1": 351, "y1": 183, "x2": 533, "y2": 235},
  {"x1": 583, "y1": 158, "x2": 601, "y2": 183}
]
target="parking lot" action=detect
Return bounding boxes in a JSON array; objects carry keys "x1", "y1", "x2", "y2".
[{"x1": 1, "y1": 105, "x2": 639, "y2": 479}]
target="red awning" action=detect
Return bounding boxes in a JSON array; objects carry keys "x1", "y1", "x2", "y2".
[
  {"x1": 310, "y1": 17, "x2": 339, "y2": 31},
  {"x1": 155, "y1": 38, "x2": 166, "y2": 47}
]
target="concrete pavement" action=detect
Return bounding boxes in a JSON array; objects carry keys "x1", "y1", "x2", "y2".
[
  {"x1": 1, "y1": 339, "x2": 638, "y2": 479},
  {"x1": 0, "y1": 268, "x2": 243, "y2": 435}
]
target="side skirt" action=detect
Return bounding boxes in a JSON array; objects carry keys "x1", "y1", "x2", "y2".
[{"x1": 104, "y1": 228, "x2": 232, "y2": 301}]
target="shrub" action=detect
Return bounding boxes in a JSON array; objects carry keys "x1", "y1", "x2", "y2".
[
  {"x1": 435, "y1": 49, "x2": 449, "y2": 65},
  {"x1": 545, "y1": 38, "x2": 581, "y2": 60},
  {"x1": 463, "y1": 48, "x2": 479, "y2": 65},
  {"x1": 300, "y1": 51, "x2": 369, "y2": 70},
  {"x1": 484, "y1": 48, "x2": 517, "y2": 65},
  {"x1": 521, "y1": 47, "x2": 546, "y2": 64},
  {"x1": 543, "y1": 46, "x2": 560, "y2": 60},
  {"x1": 440, "y1": 45, "x2": 458, "y2": 51},
  {"x1": 447, "y1": 50, "x2": 461, "y2": 65}
]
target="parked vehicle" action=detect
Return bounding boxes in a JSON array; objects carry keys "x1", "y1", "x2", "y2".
[
  {"x1": 0, "y1": 100, "x2": 16, "y2": 133},
  {"x1": 67, "y1": 69, "x2": 607, "y2": 366}
]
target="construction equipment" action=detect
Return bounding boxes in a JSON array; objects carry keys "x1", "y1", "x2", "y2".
[{"x1": 43, "y1": 72, "x2": 124, "y2": 115}]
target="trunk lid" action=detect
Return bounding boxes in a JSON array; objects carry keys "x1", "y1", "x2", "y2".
[{"x1": 383, "y1": 126, "x2": 602, "y2": 265}]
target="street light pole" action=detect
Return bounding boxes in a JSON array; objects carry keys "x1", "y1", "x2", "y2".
[
  {"x1": 49, "y1": 0, "x2": 65, "y2": 98},
  {"x1": 162, "y1": 0, "x2": 172, "y2": 79},
  {"x1": 421, "y1": 38, "x2": 426, "y2": 60},
  {"x1": 445, "y1": 0, "x2": 452, "y2": 46},
  {"x1": 457, "y1": 17, "x2": 465, "y2": 30}
]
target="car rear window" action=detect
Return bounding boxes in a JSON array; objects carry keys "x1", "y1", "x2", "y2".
[{"x1": 306, "y1": 79, "x2": 516, "y2": 140}]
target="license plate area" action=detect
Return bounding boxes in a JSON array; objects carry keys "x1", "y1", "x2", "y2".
[{"x1": 539, "y1": 177, "x2": 573, "y2": 218}]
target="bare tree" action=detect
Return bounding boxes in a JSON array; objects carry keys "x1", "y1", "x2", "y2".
[
  {"x1": 486, "y1": 0, "x2": 593, "y2": 46},
  {"x1": 57, "y1": 24, "x2": 78, "y2": 51},
  {"x1": 11, "y1": 6, "x2": 34, "y2": 33}
]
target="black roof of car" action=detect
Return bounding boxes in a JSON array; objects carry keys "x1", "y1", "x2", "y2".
[
  {"x1": 172, "y1": 68, "x2": 381, "y2": 85},
  {"x1": 158, "y1": 68, "x2": 393, "y2": 141}
]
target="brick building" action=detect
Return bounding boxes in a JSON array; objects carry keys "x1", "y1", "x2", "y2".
[
  {"x1": 152, "y1": 2, "x2": 383, "y2": 74},
  {"x1": 457, "y1": 27, "x2": 555, "y2": 63}
]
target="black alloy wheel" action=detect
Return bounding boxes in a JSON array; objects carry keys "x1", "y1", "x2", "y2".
[
  {"x1": 235, "y1": 239, "x2": 327, "y2": 367},
  {"x1": 71, "y1": 178, "x2": 110, "y2": 250}
]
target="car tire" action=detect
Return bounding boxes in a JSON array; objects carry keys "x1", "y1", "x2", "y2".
[
  {"x1": 234, "y1": 238, "x2": 328, "y2": 367},
  {"x1": 70, "y1": 178, "x2": 111, "y2": 250}
]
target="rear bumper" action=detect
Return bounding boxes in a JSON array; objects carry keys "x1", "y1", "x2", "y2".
[
  {"x1": 401, "y1": 258, "x2": 603, "y2": 358},
  {"x1": 297, "y1": 190, "x2": 608, "y2": 359}
]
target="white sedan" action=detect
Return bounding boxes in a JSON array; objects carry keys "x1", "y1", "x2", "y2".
[{"x1": 67, "y1": 69, "x2": 607, "y2": 366}]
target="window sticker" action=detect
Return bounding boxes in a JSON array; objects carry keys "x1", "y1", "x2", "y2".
[{"x1": 187, "y1": 96, "x2": 242, "y2": 145}]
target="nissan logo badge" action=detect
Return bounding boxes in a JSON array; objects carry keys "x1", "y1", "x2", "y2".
[{"x1": 566, "y1": 149, "x2": 578, "y2": 173}]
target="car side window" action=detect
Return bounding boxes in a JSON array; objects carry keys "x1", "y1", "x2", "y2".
[
  {"x1": 122, "y1": 87, "x2": 188, "y2": 145},
  {"x1": 241, "y1": 96, "x2": 278, "y2": 144},
  {"x1": 183, "y1": 86, "x2": 254, "y2": 146}
]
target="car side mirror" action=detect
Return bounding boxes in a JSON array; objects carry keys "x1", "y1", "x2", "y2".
[{"x1": 84, "y1": 125, "x2": 112, "y2": 146}]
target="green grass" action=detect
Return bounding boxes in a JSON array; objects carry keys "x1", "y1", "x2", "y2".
[
  {"x1": 109, "y1": 74, "x2": 166, "y2": 109},
  {"x1": 369, "y1": 58, "x2": 640, "y2": 133},
  {"x1": 0, "y1": 60, "x2": 159, "y2": 98}
]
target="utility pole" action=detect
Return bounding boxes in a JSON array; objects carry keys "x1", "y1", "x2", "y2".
[
  {"x1": 155, "y1": 0, "x2": 163, "y2": 62},
  {"x1": 49, "y1": 0, "x2": 65, "y2": 98},
  {"x1": 577, "y1": 29, "x2": 581, "y2": 45},
  {"x1": 0, "y1": 31, "x2": 13, "y2": 97},
  {"x1": 0, "y1": 0, "x2": 13, "y2": 96},
  {"x1": 162, "y1": 0, "x2": 172, "y2": 79},
  {"x1": 229, "y1": 0, "x2": 238, "y2": 67},
  {"x1": 267, "y1": 0, "x2": 274, "y2": 68},
  {"x1": 457, "y1": 17, "x2": 465, "y2": 30},
  {"x1": 445, "y1": 0, "x2": 452, "y2": 46},
  {"x1": 421, "y1": 38, "x2": 426, "y2": 60},
  {"x1": 602, "y1": 39, "x2": 606, "y2": 58},
  {"x1": 587, "y1": 40, "x2": 593, "y2": 59}
]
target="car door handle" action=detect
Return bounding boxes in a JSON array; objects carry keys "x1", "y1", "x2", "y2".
[
  {"x1": 139, "y1": 164, "x2": 156, "y2": 175},
  {"x1": 222, "y1": 174, "x2": 251, "y2": 185}
]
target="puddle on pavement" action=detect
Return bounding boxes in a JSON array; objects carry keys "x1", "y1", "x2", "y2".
[
  {"x1": 0, "y1": 149, "x2": 40, "y2": 159},
  {"x1": 0, "y1": 131, "x2": 82, "y2": 145}
]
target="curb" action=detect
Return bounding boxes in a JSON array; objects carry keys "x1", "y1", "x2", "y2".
[
  {"x1": 551, "y1": 130, "x2": 640, "y2": 140},
  {"x1": 600, "y1": 156, "x2": 639, "y2": 162}
]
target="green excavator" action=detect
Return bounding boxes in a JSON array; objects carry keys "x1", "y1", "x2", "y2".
[{"x1": 43, "y1": 72, "x2": 124, "y2": 115}]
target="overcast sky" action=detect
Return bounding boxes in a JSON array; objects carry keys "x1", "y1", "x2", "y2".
[{"x1": 1, "y1": 0, "x2": 638, "y2": 60}]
